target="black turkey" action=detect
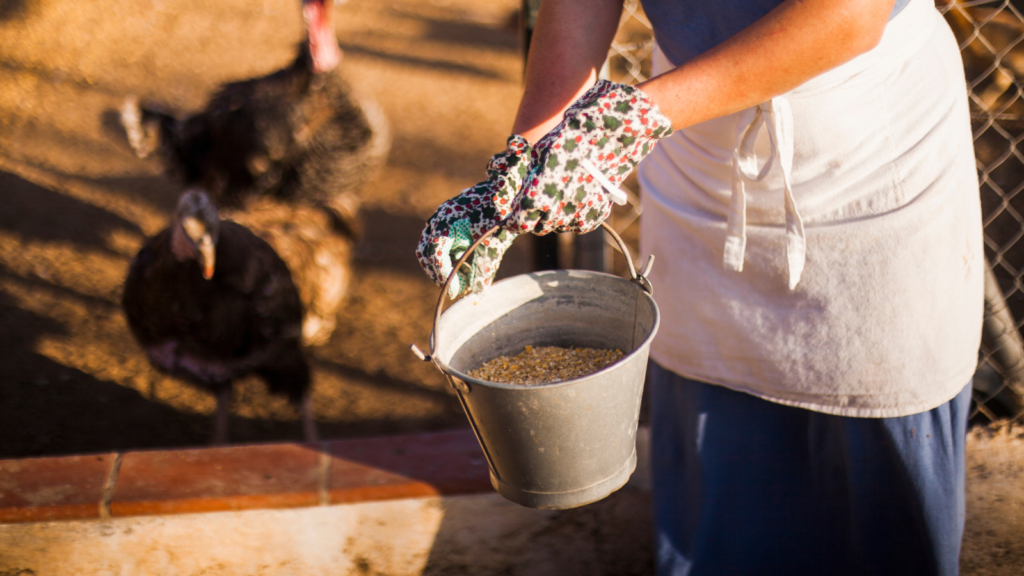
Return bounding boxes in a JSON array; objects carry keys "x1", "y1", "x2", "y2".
[
  {"x1": 120, "y1": 0, "x2": 389, "y2": 211},
  {"x1": 122, "y1": 189, "x2": 316, "y2": 444}
]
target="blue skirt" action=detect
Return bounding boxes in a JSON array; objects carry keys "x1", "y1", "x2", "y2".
[{"x1": 649, "y1": 362, "x2": 970, "y2": 576}]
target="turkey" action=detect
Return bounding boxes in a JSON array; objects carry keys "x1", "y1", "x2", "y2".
[
  {"x1": 120, "y1": 0, "x2": 385, "y2": 346},
  {"x1": 120, "y1": 0, "x2": 390, "y2": 212},
  {"x1": 225, "y1": 194, "x2": 360, "y2": 347},
  {"x1": 122, "y1": 189, "x2": 316, "y2": 444}
]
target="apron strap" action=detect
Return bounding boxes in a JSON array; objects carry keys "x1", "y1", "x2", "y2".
[{"x1": 725, "y1": 98, "x2": 806, "y2": 289}]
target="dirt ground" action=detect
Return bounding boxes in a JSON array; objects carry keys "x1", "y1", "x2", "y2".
[
  {"x1": 1, "y1": 0, "x2": 1022, "y2": 574},
  {"x1": 962, "y1": 424, "x2": 1024, "y2": 576}
]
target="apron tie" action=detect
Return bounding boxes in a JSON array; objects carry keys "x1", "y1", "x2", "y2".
[{"x1": 725, "y1": 98, "x2": 806, "y2": 290}]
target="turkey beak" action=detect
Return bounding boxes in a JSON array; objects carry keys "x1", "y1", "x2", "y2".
[{"x1": 199, "y1": 235, "x2": 216, "y2": 280}]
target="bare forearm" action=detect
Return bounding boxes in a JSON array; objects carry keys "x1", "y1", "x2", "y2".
[
  {"x1": 511, "y1": 0, "x2": 624, "y2": 143},
  {"x1": 638, "y1": 0, "x2": 896, "y2": 129}
]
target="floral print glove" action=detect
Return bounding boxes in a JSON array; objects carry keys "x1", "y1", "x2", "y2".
[
  {"x1": 416, "y1": 135, "x2": 531, "y2": 298},
  {"x1": 508, "y1": 80, "x2": 672, "y2": 235}
]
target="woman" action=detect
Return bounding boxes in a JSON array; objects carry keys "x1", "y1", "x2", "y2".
[{"x1": 418, "y1": 0, "x2": 982, "y2": 573}]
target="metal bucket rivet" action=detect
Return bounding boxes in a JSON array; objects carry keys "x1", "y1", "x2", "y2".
[{"x1": 411, "y1": 222, "x2": 660, "y2": 510}]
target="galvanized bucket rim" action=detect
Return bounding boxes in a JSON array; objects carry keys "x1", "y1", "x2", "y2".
[{"x1": 430, "y1": 267, "x2": 660, "y2": 391}]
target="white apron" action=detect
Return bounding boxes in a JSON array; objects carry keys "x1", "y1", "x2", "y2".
[{"x1": 638, "y1": 0, "x2": 984, "y2": 417}]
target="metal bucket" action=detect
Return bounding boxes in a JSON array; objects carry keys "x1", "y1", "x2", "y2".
[{"x1": 412, "y1": 223, "x2": 660, "y2": 509}]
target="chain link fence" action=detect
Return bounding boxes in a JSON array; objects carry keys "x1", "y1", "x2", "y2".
[
  {"x1": 940, "y1": 0, "x2": 1024, "y2": 423},
  {"x1": 523, "y1": 0, "x2": 1024, "y2": 423}
]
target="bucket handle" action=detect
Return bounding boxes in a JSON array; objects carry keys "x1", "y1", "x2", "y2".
[{"x1": 410, "y1": 221, "x2": 655, "y2": 369}]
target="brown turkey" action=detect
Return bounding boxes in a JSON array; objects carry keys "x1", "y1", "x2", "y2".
[
  {"x1": 120, "y1": 0, "x2": 390, "y2": 212},
  {"x1": 122, "y1": 189, "x2": 316, "y2": 444},
  {"x1": 225, "y1": 194, "x2": 359, "y2": 347}
]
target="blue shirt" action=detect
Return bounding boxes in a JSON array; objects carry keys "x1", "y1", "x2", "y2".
[{"x1": 639, "y1": 0, "x2": 913, "y2": 66}]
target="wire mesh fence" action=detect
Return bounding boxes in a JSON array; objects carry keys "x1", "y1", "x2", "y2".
[
  {"x1": 939, "y1": 0, "x2": 1024, "y2": 423},
  {"x1": 524, "y1": 0, "x2": 1024, "y2": 423}
]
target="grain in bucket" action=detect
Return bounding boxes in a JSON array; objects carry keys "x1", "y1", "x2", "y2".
[{"x1": 411, "y1": 223, "x2": 660, "y2": 509}]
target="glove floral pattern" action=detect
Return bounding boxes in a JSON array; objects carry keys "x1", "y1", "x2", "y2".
[
  {"x1": 508, "y1": 79, "x2": 672, "y2": 235},
  {"x1": 416, "y1": 135, "x2": 531, "y2": 298}
]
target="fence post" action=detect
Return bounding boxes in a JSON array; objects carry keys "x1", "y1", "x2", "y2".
[{"x1": 982, "y1": 259, "x2": 1024, "y2": 415}]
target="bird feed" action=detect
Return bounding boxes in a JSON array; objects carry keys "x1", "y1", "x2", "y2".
[{"x1": 469, "y1": 345, "x2": 624, "y2": 385}]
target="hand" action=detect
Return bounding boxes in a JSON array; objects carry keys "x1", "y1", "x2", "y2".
[
  {"x1": 416, "y1": 136, "x2": 531, "y2": 297},
  {"x1": 508, "y1": 80, "x2": 672, "y2": 235}
]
